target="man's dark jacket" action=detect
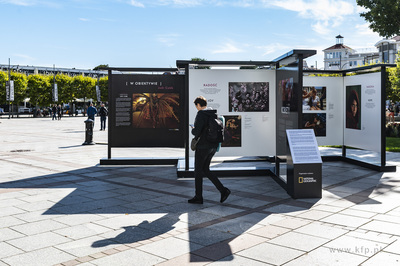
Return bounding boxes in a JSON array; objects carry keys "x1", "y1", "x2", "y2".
[{"x1": 192, "y1": 108, "x2": 218, "y2": 149}]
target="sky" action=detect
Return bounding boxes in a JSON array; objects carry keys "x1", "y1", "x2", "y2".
[{"x1": 0, "y1": 0, "x2": 384, "y2": 70}]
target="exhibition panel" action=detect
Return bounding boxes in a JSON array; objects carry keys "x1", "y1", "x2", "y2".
[{"x1": 188, "y1": 69, "x2": 276, "y2": 157}]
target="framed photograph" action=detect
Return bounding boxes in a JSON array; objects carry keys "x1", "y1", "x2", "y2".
[
  {"x1": 302, "y1": 113, "x2": 326, "y2": 137},
  {"x1": 222, "y1": 115, "x2": 242, "y2": 147},
  {"x1": 303, "y1": 86, "x2": 327, "y2": 111},
  {"x1": 345, "y1": 85, "x2": 361, "y2": 130}
]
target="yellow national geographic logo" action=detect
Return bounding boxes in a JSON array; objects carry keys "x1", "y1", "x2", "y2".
[{"x1": 298, "y1": 177, "x2": 303, "y2": 183}]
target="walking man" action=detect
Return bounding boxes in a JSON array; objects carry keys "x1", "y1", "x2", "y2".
[
  {"x1": 188, "y1": 96, "x2": 230, "y2": 204},
  {"x1": 87, "y1": 102, "x2": 97, "y2": 124}
]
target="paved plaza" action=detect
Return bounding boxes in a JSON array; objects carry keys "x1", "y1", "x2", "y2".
[{"x1": 1, "y1": 116, "x2": 400, "y2": 266}]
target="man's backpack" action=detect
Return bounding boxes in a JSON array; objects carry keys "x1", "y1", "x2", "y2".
[{"x1": 206, "y1": 115, "x2": 224, "y2": 143}]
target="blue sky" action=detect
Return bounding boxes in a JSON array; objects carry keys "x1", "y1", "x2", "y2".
[{"x1": 0, "y1": 0, "x2": 383, "y2": 70}]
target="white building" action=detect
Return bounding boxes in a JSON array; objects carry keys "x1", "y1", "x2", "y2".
[
  {"x1": 375, "y1": 36, "x2": 400, "y2": 64},
  {"x1": 323, "y1": 35, "x2": 379, "y2": 70}
]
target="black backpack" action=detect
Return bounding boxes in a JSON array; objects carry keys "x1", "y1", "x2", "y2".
[{"x1": 206, "y1": 115, "x2": 224, "y2": 143}]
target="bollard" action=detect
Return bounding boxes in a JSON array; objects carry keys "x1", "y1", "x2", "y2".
[{"x1": 82, "y1": 119, "x2": 95, "y2": 145}]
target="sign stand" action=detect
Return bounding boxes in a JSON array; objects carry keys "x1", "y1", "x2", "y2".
[{"x1": 286, "y1": 129, "x2": 322, "y2": 199}]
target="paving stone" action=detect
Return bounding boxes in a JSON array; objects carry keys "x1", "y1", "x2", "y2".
[
  {"x1": 294, "y1": 222, "x2": 348, "y2": 240},
  {"x1": 270, "y1": 231, "x2": 330, "y2": 251},
  {"x1": 0, "y1": 242, "x2": 24, "y2": 258},
  {"x1": 2, "y1": 247, "x2": 75, "y2": 266},
  {"x1": 384, "y1": 238, "x2": 400, "y2": 255},
  {"x1": 6, "y1": 231, "x2": 71, "y2": 252},
  {"x1": 90, "y1": 248, "x2": 165, "y2": 266},
  {"x1": 210, "y1": 254, "x2": 273, "y2": 265},
  {"x1": 321, "y1": 213, "x2": 370, "y2": 228},
  {"x1": 284, "y1": 246, "x2": 367, "y2": 266},
  {"x1": 53, "y1": 223, "x2": 111, "y2": 240},
  {"x1": 0, "y1": 216, "x2": 26, "y2": 228},
  {"x1": 361, "y1": 251, "x2": 400, "y2": 265},
  {"x1": 137, "y1": 237, "x2": 203, "y2": 260},
  {"x1": 247, "y1": 224, "x2": 291, "y2": 239},
  {"x1": 0, "y1": 228, "x2": 25, "y2": 241},
  {"x1": 270, "y1": 216, "x2": 311, "y2": 230},
  {"x1": 55, "y1": 236, "x2": 117, "y2": 257},
  {"x1": 324, "y1": 235, "x2": 388, "y2": 257},
  {"x1": 297, "y1": 209, "x2": 333, "y2": 220},
  {"x1": 175, "y1": 227, "x2": 234, "y2": 246},
  {"x1": 11, "y1": 219, "x2": 67, "y2": 235},
  {"x1": 237, "y1": 242, "x2": 304, "y2": 265},
  {"x1": 361, "y1": 220, "x2": 400, "y2": 236}
]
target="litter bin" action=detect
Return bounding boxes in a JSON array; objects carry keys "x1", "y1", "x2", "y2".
[{"x1": 82, "y1": 119, "x2": 95, "y2": 145}]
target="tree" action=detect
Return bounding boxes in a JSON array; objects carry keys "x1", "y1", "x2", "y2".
[
  {"x1": 356, "y1": 0, "x2": 400, "y2": 37},
  {"x1": 72, "y1": 75, "x2": 96, "y2": 102},
  {"x1": 27, "y1": 74, "x2": 52, "y2": 107},
  {"x1": 98, "y1": 76, "x2": 109, "y2": 102},
  {"x1": 191, "y1": 58, "x2": 210, "y2": 69},
  {"x1": 93, "y1": 64, "x2": 109, "y2": 71},
  {"x1": 0, "y1": 71, "x2": 7, "y2": 103},
  {"x1": 388, "y1": 52, "x2": 400, "y2": 101}
]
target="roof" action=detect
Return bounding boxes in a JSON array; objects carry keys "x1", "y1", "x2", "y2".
[{"x1": 323, "y1": 44, "x2": 353, "y2": 51}]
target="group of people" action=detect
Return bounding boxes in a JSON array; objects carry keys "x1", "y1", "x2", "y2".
[
  {"x1": 302, "y1": 87, "x2": 326, "y2": 111},
  {"x1": 229, "y1": 83, "x2": 269, "y2": 112},
  {"x1": 87, "y1": 102, "x2": 108, "y2": 131},
  {"x1": 51, "y1": 104, "x2": 63, "y2": 120}
]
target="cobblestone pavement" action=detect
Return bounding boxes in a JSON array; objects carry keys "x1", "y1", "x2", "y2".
[{"x1": 1, "y1": 116, "x2": 400, "y2": 266}]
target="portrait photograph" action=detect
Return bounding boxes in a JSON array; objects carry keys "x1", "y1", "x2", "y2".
[{"x1": 345, "y1": 85, "x2": 361, "y2": 130}]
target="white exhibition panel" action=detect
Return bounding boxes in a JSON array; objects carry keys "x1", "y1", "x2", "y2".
[
  {"x1": 189, "y1": 69, "x2": 276, "y2": 157},
  {"x1": 344, "y1": 72, "x2": 381, "y2": 153},
  {"x1": 303, "y1": 76, "x2": 344, "y2": 146}
]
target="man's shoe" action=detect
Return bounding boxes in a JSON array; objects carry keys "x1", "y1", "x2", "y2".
[
  {"x1": 220, "y1": 188, "x2": 231, "y2": 203},
  {"x1": 188, "y1": 196, "x2": 203, "y2": 204}
]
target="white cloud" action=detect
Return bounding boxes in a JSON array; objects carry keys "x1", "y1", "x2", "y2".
[
  {"x1": 0, "y1": 0, "x2": 36, "y2": 6},
  {"x1": 212, "y1": 42, "x2": 244, "y2": 54},
  {"x1": 262, "y1": 0, "x2": 355, "y2": 35},
  {"x1": 156, "y1": 33, "x2": 180, "y2": 47},
  {"x1": 79, "y1": 18, "x2": 90, "y2": 22},
  {"x1": 129, "y1": 0, "x2": 145, "y2": 7},
  {"x1": 257, "y1": 43, "x2": 291, "y2": 56},
  {"x1": 157, "y1": 0, "x2": 202, "y2": 7}
]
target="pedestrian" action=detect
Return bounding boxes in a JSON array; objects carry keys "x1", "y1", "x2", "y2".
[
  {"x1": 188, "y1": 95, "x2": 230, "y2": 204},
  {"x1": 87, "y1": 102, "x2": 97, "y2": 124},
  {"x1": 99, "y1": 103, "x2": 108, "y2": 131},
  {"x1": 57, "y1": 105, "x2": 62, "y2": 120},
  {"x1": 52, "y1": 104, "x2": 57, "y2": 120}
]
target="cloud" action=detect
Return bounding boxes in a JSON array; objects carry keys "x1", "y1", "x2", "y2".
[
  {"x1": 156, "y1": 33, "x2": 180, "y2": 47},
  {"x1": 79, "y1": 18, "x2": 90, "y2": 22},
  {"x1": 257, "y1": 43, "x2": 291, "y2": 56},
  {"x1": 0, "y1": 0, "x2": 36, "y2": 6},
  {"x1": 129, "y1": 0, "x2": 145, "y2": 7},
  {"x1": 262, "y1": 0, "x2": 355, "y2": 34},
  {"x1": 157, "y1": 0, "x2": 202, "y2": 7},
  {"x1": 212, "y1": 42, "x2": 244, "y2": 54}
]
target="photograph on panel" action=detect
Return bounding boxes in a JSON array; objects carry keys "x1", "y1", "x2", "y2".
[
  {"x1": 302, "y1": 113, "x2": 326, "y2": 137},
  {"x1": 345, "y1": 85, "x2": 361, "y2": 130},
  {"x1": 131, "y1": 93, "x2": 180, "y2": 129},
  {"x1": 279, "y1": 77, "x2": 298, "y2": 112},
  {"x1": 229, "y1": 82, "x2": 269, "y2": 112},
  {"x1": 302, "y1": 86, "x2": 327, "y2": 111},
  {"x1": 221, "y1": 115, "x2": 242, "y2": 147}
]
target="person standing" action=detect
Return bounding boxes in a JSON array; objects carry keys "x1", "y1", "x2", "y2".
[
  {"x1": 188, "y1": 96, "x2": 230, "y2": 204},
  {"x1": 99, "y1": 103, "x2": 108, "y2": 131},
  {"x1": 52, "y1": 104, "x2": 57, "y2": 120},
  {"x1": 87, "y1": 102, "x2": 97, "y2": 124},
  {"x1": 57, "y1": 105, "x2": 62, "y2": 120}
]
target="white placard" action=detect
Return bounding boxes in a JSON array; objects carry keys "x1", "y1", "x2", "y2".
[
  {"x1": 53, "y1": 83, "x2": 58, "y2": 102},
  {"x1": 6, "y1": 80, "x2": 14, "y2": 101},
  {"x1": 286, "y1": 129, "x2": 322, "y2": 164},
  {"x1": 96, "y1": 85, "x2": 101, "y2": 102}
]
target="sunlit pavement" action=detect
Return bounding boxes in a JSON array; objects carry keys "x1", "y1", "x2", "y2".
[{"x1": 1, "y1": 116, "x2": 400, "y2": 266}]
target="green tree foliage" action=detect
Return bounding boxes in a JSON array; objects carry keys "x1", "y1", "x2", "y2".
[
  {"x1": 27, "y1": 74, "x2": 51, "y2": 107},
  {"x1": 72, "y1": 75, "x2": 96, "y2": 100},
  {"x1": 98, "y1": 76, "x2": 108, "y2": 102},
  {"x1": 356, "y1": 0, "x2": 400, "y2": 37},
  {"x1": 93, "y1": 64, "x2": 109, "y2": 71},
  {"x1": 53, "y1": 74, "x2": 74, "y2": 103},
  {"x1": 10, "y1": 72, "x2": 28, "y2": 104},
  {"x1": 191, "y1": 57, "x2": 210, "y2": 69},
  {"x1": 388, "y1": 52, "x2": 400, "y2": 101},
  {"x1": 0, "y1": 71, "x2": 7, "y2": 102}
]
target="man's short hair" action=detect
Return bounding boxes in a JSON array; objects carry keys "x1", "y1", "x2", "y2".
[{"x1": 194, "y1": 96, "x2": 207, "y2": 107}]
